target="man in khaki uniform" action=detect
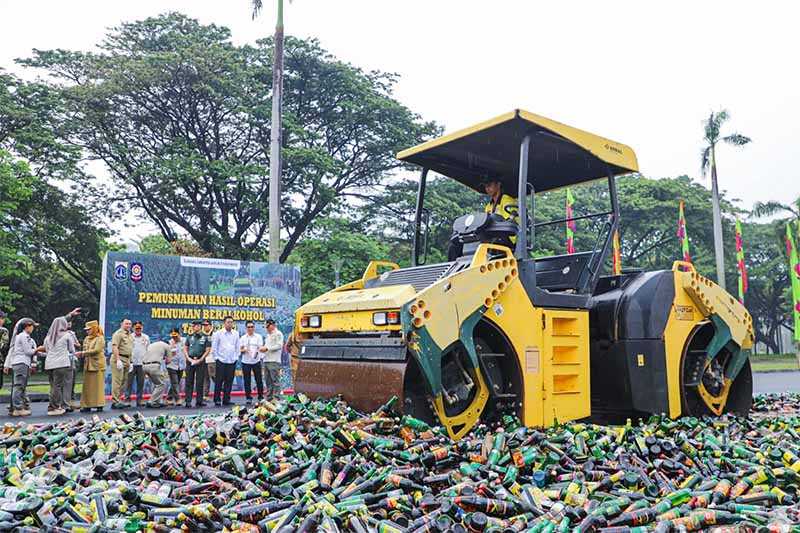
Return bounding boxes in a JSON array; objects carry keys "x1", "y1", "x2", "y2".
[
  {"x1": 110, "y1": 318, "x2": 133, "y2": 409},
  {"x1": 142, "y1": 339, "x2": 170, "y2": 408}
]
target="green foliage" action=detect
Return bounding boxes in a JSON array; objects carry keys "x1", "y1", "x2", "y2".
[
  {"x1": 0, "y1": 72, "x2": 111, "y2": 320},
  {"x1": 700, "y1": 109, "x2": 751, "y2": 176},
  {"x1": 287, "y1": 218, "x2": 392, "y2": 303},
  {"x1": 21, "y1": 13, "x2": 438, "y2": 262},
  {"x1": 366, "y1": 173, "x2": 738, "y2": 279},
  {"x1": 740, "y1": 221, "x2": 792, "y2": 352},
  {"x1": 362, "y1": 176, "x2": 483, "y2": 265},
  {"x1": 139, "y1": 235, "x2": 174, "y2": 256},
  {"x1": 0, "y1": 150, "x2": 35, "y2": 308}
]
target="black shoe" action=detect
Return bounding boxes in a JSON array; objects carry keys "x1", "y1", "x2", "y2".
[
  {"x1": 222, "y1": 401, "x2": 233, "y2": 406},
  {"x1": 146, "y1": 403, "x2": 161, "y2": 408},
  {"x1": 196, "y1": 403, "x2": 206, "y2": 408},
  {"x1": 80, "y1": 408, "x2": 91, "y2": 413},
  {"x1": 214, "y1": 401, "x2": 222, "y2": 407},
  {"x1": 245, "y1": 398, "x2": 253, "y2": 405},
  {"x1": 94, "y1": 407, "x2": 103, "y2": 412}
]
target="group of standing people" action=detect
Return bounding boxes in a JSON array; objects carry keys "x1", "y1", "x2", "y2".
[
  {"x1": 0, "y1": 309, "x2": 289, "y2": 417},
  {"x1": 0, "y1": 308, "x2": 107, "y2": 417},
  {"x1": 107, "y1": 314, "x2": 285, "y2": 410}
]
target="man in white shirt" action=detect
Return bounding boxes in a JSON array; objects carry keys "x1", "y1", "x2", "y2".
[
  {"x1": 127, "y1": 321, "x2": 149, "y2": 407},
  {"x1": 261, "y1": 318, "x2": 284, "y2": 400},
  {"x1": 211, "y1": 315, "x2": 240, "y2": 406},
  {"x1": 239, "y1": 320, "x2": 264, "y2": 404}
]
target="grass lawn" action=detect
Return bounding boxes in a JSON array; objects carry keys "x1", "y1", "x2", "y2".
[{"x1": 750, "y1": 354, "x2": 799, "y2": 372}]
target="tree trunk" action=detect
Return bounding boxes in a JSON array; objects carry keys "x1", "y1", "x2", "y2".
[
  {"x1": 709, "y1": 145, "x2": 727, "y2": 290},
  {"x1": 268, "y1": 0, "x2": 284, "y2": 263}
]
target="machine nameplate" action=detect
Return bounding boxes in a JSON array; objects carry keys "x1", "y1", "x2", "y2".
[
  {"x1": 675, "y1": 305, "x2": 694, "y2": 321},
  {"x1": 525, "y1": 347, "x2": 540, "y2": 373}
]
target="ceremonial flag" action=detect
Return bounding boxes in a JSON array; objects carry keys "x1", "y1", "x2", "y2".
[
  {"x1": 566, "y1": 188, "x2": 576, "y2": 254},
  {"x1": 677, "y1": 200, "x2": 692, "y2": 266},
  {"x1": 786, "y1": 222, "x2": 800, "y2": 342},
  {"x1": 734, "y1": 218, "x2": 748, "y2": 303},
  {"x1": 612, "y1": 229, "x2": 622, "y2": 275}
]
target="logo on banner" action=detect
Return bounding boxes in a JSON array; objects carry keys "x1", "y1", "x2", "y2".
[
  {"x1": 114, "y1": 261, "x2": 129, "y2": 281},
  {"x1": 130, "y1": 262, "x2": 143, "y2": 282}
]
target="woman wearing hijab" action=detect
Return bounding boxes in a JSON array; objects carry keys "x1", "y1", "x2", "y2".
[
  {"x1": 77, "y1": 320, "x2": 106, "y2": 412},
  {"x1": 43, "y1": 316, "x2": 75, "y2": 415},
  {"x1": 3, "y1": 318, "x2": 45, "y2": 417}
]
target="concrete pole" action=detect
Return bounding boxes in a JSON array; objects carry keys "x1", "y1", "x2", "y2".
[
  {"x1": 268, "y1": 0, "x2": 284, "y2": 263},
  {"x1": 709, "y1": 146, "x2": 726, "y2": 290}
]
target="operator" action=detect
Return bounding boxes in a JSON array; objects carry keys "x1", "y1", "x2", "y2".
[{"x1": 447, "y1": 177, "x2": 519, "y2": 261}]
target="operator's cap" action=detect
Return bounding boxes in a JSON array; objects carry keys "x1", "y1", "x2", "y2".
[
  {"x1": 265, "y1": 319, "x2": 276, "y2": 326},
  {"x1": 191, "y1": 320, "x2": 202, "y2": 325},
  {"x1": 19, "y1": 318, "x2": 39, "y2": 328},
  {"x1": 202, "y1": 319, "x2": 211, "y2": 326},
  {"x1": 84, "y1": 320, "x2": 99, "y2": 331}
]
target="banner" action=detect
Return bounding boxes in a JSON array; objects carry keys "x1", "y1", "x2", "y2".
[
  {"x1": 612, "y1": 229, "x2": 622, "y2": 276},
  {"x1": 100, "y1": 252, "x2": 301, "y2": 393},
  {"x1": 735, "y1": 218, "x2": 748, "y2": 304},
  {"x1": 677, "y1": 200, "x2": 692, "y2": 268},
  {"x1": 786, "y1": 223, "x2": 800, "y2": 342},
  {"x1": 566, "y1": 188, "x2": 576, "y2": 254}
]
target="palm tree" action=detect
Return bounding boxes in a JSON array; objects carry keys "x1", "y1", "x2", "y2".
[
  {"x1": 252, "y1": 0, "x2": 286, "y2": 263},
  {"x1": 700, "y1": 110, "x2": 751, "y2": 290},
  {"x1": 752, "y1": 197, "x2": 800, "y2": 221}
]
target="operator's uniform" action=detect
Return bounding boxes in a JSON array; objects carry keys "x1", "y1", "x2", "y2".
[
  {"x1": 447, "y1": 193, "x2": 520, "y2": 261},
  {"x1": 485, "y1": 193, "x2": 519, "y2": 225}
]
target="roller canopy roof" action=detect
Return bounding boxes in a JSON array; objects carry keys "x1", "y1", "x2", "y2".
[{"x1": 397, "y1": 109, "x2": 639, "y2": 194}]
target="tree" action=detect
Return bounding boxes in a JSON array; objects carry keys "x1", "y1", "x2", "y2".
[
  {"x1": 287, "y1": 217, "x2": 391, "y2": 302},
  {"x1": 752, "y1": 196, "x2": 800, "y2": 221},
  {"x1": 139, "y1": 234, "x2": 213, "y2": 257},
  {"x1": 740, "y1": 221, "x2": 792, "y2": 353},
  {"x1": 0, "y1": 74, "x2": 111, "y2": 310},
  {"x1": 362, "y1": 177, "x2": 483, "y2": 265},
  {"x1": 700, "y1": 109, "x2": 751, "y2": 290},
  {"x1": 251, "y1": 0, "x2": 286, "y2": 263},
  {"x1": 0, "y1": 150, "x2": 35, "y2": 309},
  {"x1": 21, "y1": 14, "x2": 437, "y2": 262},
  {"x1": 366, "y1": 173, "x2": 739, "y2": 279}
]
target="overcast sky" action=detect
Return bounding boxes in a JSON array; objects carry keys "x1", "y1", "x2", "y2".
[{"x1": 2, "y1": 0, "x2": 798, "y2": 222}]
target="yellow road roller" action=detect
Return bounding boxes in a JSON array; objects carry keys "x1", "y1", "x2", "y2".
[{"x1": 293, "y1": 110, "x2": 755, "y2": 439}]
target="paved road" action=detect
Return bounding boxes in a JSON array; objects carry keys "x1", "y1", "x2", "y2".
[
  {"x1": 0, "y1": 397, "x2": 255, "y2": 424},
  {"x1": 753, "y1": 371, "x2": 800, "y2": 394},
  {"x1": 0, "y1": 372, "x2": 795, "y2": 425}
]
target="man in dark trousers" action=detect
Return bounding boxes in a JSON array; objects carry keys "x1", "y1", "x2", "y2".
[
  {"x1": 184, "y1": 320, "x2": 210, "y2": 408},
  {"x1": 0, "y1": 311, "x2": 8, "y2": 390},
  {"x1": 211, "y1": 316, "x2": 239, "y2": 406}
]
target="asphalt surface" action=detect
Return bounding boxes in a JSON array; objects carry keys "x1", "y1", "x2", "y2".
[
  {"x1": 0, "y1": 396, "x2": 256, "y2": 424},
  {"x1": 0, "y1": 371, "x2": 796, "y2": 424},
  {"x1": 753, "y1": 370, "x2": 800, "y2": 394}
]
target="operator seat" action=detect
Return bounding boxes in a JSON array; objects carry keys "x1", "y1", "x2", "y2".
[{"x1": 451, "y1": 212, "x2": 518, "y2": 259}]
